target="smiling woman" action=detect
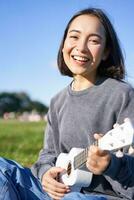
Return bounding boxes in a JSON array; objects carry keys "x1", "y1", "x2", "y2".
[
  {"x1": 0, "y1": 7, "x2": 134, "y2": 200},
  {"x1": 62, "y1": 14, "x2": 107, "y2": 90}
]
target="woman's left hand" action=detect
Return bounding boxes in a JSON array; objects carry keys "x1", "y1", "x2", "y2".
[{"x1": 86, "y1": 133, "x2": 111, "y2": 175}]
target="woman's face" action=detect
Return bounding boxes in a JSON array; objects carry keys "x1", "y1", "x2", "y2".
[{"x1": 62, "y1": 14, "x2": 107, "y2": 79}]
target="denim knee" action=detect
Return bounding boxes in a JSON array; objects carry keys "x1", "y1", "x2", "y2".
[
  {"x1": 0, "y1": 170, "x2": 22, "y2": 200},
  {"x1": 0, "y1": 157, "x2": 50, "y2": 200},
  {"x1": 62, "y1": 192, "x2": 107, "y2": 200}
]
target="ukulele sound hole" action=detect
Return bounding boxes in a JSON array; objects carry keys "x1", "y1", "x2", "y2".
[{"x1": 67, "y1": 162, "x2": 72, "y2": 176}]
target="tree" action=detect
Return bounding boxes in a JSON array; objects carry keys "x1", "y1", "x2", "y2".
[
  {"x1": 31, "y1": 101, "x2": 48, "y2": 115},
  {"x1": 0, "y1": 92, "x2": 48, "y2": 117},
  {"x1": 0, "y1": 92, "x2": 21, "y2": 116}
]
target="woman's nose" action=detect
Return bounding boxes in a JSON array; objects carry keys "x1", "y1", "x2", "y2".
[{"x1": 76, "y1": 39, "x2": 88, "y2": 52}]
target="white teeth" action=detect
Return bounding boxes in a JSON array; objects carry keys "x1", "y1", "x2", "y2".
[{"x1": 73, "y1": 55, "x2": 89, "y2": 62}]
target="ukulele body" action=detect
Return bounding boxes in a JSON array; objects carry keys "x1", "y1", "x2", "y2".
[{"x1": 56, "y1": 147, "x2": 93, "y2": 191}]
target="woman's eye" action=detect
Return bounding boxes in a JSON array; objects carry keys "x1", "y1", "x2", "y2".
[
  {"x1": 89, "y1": 39, "x2": 100, "y2": 44},
  {"x1": 69, "y1": 35, "x2": 78, "y2": 39}
]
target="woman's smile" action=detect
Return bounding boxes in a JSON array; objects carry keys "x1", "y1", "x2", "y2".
[{"x1": 71, "y1": 55, "x2": 90, "y2": 63}]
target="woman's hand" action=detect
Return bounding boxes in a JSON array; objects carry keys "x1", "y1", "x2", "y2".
[
  {"x1": 42, "y1": 167, "x2": 70, "y2": 200},
  {"x1": 86, "y1": 133, "x2": 111, "y2": 175}
]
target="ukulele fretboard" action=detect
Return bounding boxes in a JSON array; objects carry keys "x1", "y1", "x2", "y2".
[{"x1": 74, "y1": 147, "x2": 88, "y2": 169}]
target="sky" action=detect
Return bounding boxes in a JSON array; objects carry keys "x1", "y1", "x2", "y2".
[{"x1": 0, "y1": 0, "x2": 134, "y2": 106}]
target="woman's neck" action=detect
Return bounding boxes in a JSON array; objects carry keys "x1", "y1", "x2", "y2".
[{"x1": 72, "y1": 75, "x2": 97, "y2": 91}]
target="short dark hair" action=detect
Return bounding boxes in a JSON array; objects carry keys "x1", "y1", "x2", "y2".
[{"x1": 57, "y1": 8, "x2": 125, "y2": 80}]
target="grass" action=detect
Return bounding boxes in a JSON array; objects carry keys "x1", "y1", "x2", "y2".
[{"x1": 0, "y1": 119, "x2": 46, "y2": 167}]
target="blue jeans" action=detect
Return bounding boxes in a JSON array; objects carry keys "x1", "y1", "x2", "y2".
[
  {"x1": 0, "y1": 157, "x2": 107, "y2": 200},
  {"x1": 61, "y1": 193, "x2": 107, "y2": 200}
]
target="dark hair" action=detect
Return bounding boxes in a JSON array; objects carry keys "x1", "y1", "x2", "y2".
[{"x1": 57, "y1": 8, "x2": 125, "y2": 80}]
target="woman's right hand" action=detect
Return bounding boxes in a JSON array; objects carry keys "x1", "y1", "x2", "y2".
[{"x1": 42, "y1": 167, "x2": 70, "y2": 200}]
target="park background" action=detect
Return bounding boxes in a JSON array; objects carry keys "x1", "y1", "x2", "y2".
[{"x1": 0, "y1": 0, "x2": 134, "y2": 166}]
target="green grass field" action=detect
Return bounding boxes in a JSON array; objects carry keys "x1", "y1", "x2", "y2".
[{"x1": 0, "y1": 120, "x2": 46, "y2": 167}]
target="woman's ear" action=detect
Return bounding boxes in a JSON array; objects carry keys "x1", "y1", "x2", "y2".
[{"x1": 102, "y1": 48, "x2": 110, "y2": 61}]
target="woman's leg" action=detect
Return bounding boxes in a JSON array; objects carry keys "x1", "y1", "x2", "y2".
[
  {"x1": 62, "y1": 192, "x2": 107, "y2": 200},
  {"x1": 0, "y1": 157, "x2": 51, "y2": 200}
]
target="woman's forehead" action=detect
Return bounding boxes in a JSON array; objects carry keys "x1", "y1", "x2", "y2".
[{"x1": 68, "y1": 14, "x2": 106, "y2": 37}]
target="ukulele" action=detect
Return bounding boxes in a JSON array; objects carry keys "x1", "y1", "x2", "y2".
[{"x1": 56, "y1": 119, "x2": 134, "y2": 191}]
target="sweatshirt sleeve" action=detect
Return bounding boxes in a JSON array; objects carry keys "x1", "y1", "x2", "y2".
[
  {"x1": 103, "y1": 86, "x2": 134, "y2": 199},
  {"x1": 31, "y1": 99, "x2": 59, "y2": 180},
  {"x1": 103, "y1": 154, "x2": 134, "y2": 199},
  {"x1": 116, "y1": 85, "x2": 134, "y2": 124}
]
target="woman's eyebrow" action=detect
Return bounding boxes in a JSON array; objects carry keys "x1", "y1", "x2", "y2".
[
  {"x1": 68, "y1": 30, "x2": 103, "y2": 39},
  {"x1": 68, "y1": 29, "x2": 81, "y2": 34},
  {"x1": 89, "y1": 33, "x2": 103, "y2": 39}
]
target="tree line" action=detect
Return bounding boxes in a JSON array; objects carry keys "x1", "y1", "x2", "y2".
[{"x1": 0, "y1": 92, "x2": 48, "y2": 117}]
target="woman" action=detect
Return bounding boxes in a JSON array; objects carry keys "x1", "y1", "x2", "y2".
[
  {"x1": 32, "y1": 7, "x2": 134, "y2": 200},
  {"x1": 0, "y1": 7, "x2": 134, "y2": 200}
]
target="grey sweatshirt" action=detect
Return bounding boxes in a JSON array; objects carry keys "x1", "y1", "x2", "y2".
[{"x1": 32, "y1": 77, "x2": 134, "y2": 200}]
